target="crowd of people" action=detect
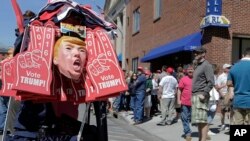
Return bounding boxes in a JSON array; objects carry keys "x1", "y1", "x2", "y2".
[
  {"x1": 110, "y1": 47, "x2": 250, "y2": 141},
  {"x1": 1, "y1": 43, "x2": 250, "y2": 141}
]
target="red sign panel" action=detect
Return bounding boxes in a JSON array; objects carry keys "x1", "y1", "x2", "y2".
[
  {"x1": 85, "y1": 28, "x2": 127, "y2": 98},
  {"x1": 13, "y1": 25, "x2": 55, "y2": 95}
]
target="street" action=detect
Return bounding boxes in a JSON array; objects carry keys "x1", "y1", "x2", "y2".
[
  {"x1": 116, "y1": 111, "x2": 230, "y2": 141},
  {"x1": 0, "y1": 114, "x2": 161, "y2": 141},
  {"x1": 107, "y1": 114, "x2": 164, "y2": 141}
]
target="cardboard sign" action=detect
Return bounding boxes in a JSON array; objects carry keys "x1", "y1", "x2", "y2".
[
  {"x1": 85, "y1": 28, "x2": 127, "y2": 98},
  {"x1": 13, "y1": 25, "x2": 55, "y2": 95},
  {"x1": 0, "y1": 58, "x2": 17, "y2": 97}
]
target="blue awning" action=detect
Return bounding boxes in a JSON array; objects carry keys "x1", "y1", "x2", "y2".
[
  {"x1": 118, "y1": 53, "x2": 122, "y2": 62},
  {"x1": 141, "y1": 32, "x2": 202, "y2": 62}
]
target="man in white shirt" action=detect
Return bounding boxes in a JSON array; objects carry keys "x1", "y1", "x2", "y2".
[
  {"x1": 157, "y1": 67, "x2": 178, "y2": 126},
  {"x1": 216, "y1": 63, "x2": 231, "y2": 130}
]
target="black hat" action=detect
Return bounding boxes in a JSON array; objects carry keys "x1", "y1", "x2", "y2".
[{"x1": 193, "y1": 47, "x2": 206, "y2": 53}]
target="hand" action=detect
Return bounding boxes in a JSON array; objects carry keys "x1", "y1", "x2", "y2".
[
  {"x1": 157, "y1": 94, "x2": 162, "y2": 100},
  {"x1": 198, "y1": 94, "x2": 205, "y2": 102},
  {"x1": 15, "y1": 24, "x2": 55, "y2": 95},
  {"x1": 146, "y1": 88, "x2": 151, "y2": 93},
  {"x1": 125, "y1": 91, "x2": 130, "y2": 95},
  {"x1": 85, "y1": 28, "x2": 127, "y2": 98},
  {"x1": 229, "y1": 93, "x2": 234, "y2": 100}
]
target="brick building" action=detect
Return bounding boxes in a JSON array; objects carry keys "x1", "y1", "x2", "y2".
[{"x1": 124, "y1": 0, "x2": 250, "y2": 72}]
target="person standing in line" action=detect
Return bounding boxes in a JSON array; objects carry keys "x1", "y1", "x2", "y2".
[
  {"x1": 133, "y1": 67, "x2": 147, "y2": 125},
  {"x1": 157, "y1": 67, "x2": 178, "y2": 126},
  {"x1": 177, "y1": 65, "x2": 194, "y2": 141},
  {"x1": 207, "y1": 64, "x2": 220, "y2": 138},
  {"x1": 174, "y1": 66, "x2": 185, "y2": 123},
  {"x1": 157, "y1": 65, "x2": 168, "y2": 114},
  {"x1": 191, "y1": 47, "x2": 214, "y2": 141},
  {"x1": 227, "y1": 47, "x2": 250, "y2": 125},
  {"x1": 216, "y1": 63, "x2": 232, "y2": 130},
  {"x1": 124, "y1": 71, "x2": 133, "y2": 111},
  {"x1": 128, "y1": 73, "x2": 137, "y2": 112},
  {"x1": 158, "y1": 65, "x2": 168, "y2": 82},
  {"x1": 176, "y1": 66, "x2": 185, "y2": 81},
  {"x1": 144, "y1": 70, "x2": 153, "y2": 120},
  {"x1": 150, "y1": 73, "x2": 160, "y2": 116}
]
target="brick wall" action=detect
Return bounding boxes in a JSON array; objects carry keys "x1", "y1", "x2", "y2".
[
  {"x1": 203, "y1": 0, "x2": 250, "y2": 69},
  {"x1": 125, "y1": 0, "x2": 250, "y2": 71}
]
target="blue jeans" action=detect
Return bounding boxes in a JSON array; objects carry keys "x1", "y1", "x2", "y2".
[
  {"x1": 0, "y1": 96, "x2": 9, "y2": 130},
  {"x1": 134, "y1": 91, "x2": 145, "y2": 122},
  {"x1": 181, "y1": 105, "x2": 192, "y2": 136},
  {"x1": 130, "y1": 95, "x2": 136, "y2": 111},
  {"x1": 112, "y1": 93, "x2": 125, "y2": 112}
]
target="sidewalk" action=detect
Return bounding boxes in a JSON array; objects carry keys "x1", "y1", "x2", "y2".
[{"x1": 116, "y1": 111, "x2": 230, "y2": 141}]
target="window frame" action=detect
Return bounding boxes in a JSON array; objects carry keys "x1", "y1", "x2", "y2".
[
  {"x1": 153, "y1": 0, "x2": 161, "y2": 21},
  {"x1": 132, "y1": 57, "x2": 139, "y2": 73},
  {"x1": 133, "y1": 7, "x2": 140, "y2": 34}
]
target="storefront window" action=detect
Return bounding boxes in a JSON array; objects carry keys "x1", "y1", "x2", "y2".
[{"x1": 232, "y1": 37, "x2": 250, "y2": 63}]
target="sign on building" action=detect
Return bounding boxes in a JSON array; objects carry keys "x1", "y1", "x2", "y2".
[{"x1": 200, "y1": 0, "x2": 230, "y2": 29}]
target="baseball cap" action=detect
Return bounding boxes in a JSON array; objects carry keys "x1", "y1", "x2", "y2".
[
  {"x1": 144, "y1": 70, "x2": 151, "y2": 75},
  {"x1": 137, "y1": 66, "x2": 144, "y2": 71},
  {"x1": 166, "y1": 67, "x2": 174, "y2": 74},
  {"x1": 223, "y1": 64, "x2": 232, "y2": 69},
  {"x1": 193, "y1": 47, "x2": 206, "y2": 53}
]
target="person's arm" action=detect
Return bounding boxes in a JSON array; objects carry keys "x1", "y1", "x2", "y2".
[
  {"x1": 158, "y1": 78, "x2": 165, "y2": 99},
  {"x1": 177, "y1": 78, "x2": 184, "y2": 105},
  {"x1": 227, "y1": 71, "x2": 234, "y2": 87},
  {"x1": 204, "y1": 64, "x2": 215, "y2": 96},
  {"x1": 134, "y1": 75, "x2": 146, "y2": 88},
  {"x1": 228, "y1": 86, "x2": 234, "y2": 100},
  {"x1": 158, "y1": 85, "x2": 163, "y2": 99},
  {"x1": 177, "y1": 88, "x2": 181, "y2": 105},
  {"x1": 227, "y1": 71, "x2": 234, "y2": 99}
]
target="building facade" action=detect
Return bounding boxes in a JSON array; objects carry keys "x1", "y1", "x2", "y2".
[
  {"x1": 125, "y1": 0, "x2": 250, "y2": 72},
  {"x1": 104, "y1": 0, "x2": 130, "y2": 70}
]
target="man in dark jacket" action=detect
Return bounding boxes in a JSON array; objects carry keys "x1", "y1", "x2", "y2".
[{"x1": 133, "y1": 67, "x2": 147, "y2": 125}]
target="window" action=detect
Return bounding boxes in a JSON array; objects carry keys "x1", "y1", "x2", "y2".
[
  {"x1": 133, "y1": 8, "x2": 140, "y2": 34},
  {"x1": 232, "y1": 37, "x2": 250, "y2": 63},
  {"x1": 154, "y1": 0, "x2": 161, "y2": 20},
  {"x1": 132, "y1": 57, "x2": 139, "y2": 73}
]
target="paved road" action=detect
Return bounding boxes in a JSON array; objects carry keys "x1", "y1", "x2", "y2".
[
  {"x1": 117, "y1": 111, "x2": 230, "y2": 141},
  {"x1": 0, "y1": 113, "x2": 163, "y2": 141},
  {"x1": 107, "y1": 114, "x2": 164, "y2": 141}
]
